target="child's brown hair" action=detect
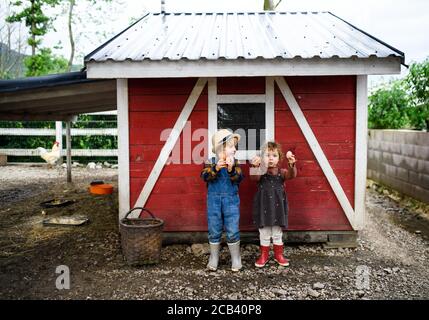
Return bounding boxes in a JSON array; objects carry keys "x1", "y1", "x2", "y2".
[{"x1": 261, "y1": 141, "x2": 284, "y2": 161}]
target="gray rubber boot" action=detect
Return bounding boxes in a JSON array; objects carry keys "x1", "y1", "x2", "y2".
[
  {"x1": 207, "y1": 243, "x2": 220, "y2": 271},
  {"x1": 227, "y1": 241, "x2": 242, "y2": 272}
]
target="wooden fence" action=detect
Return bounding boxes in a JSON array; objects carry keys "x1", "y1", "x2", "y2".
[{"x1": 0, "y1": 111, "x2": 118, "y2": 159}]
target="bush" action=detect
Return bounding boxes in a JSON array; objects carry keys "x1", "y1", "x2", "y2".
[
  {"x1": 368, "y1": 80, "x2": 410, "y2": 129},
  {"x1": 405, "y1": 58, "x2": 429, "y2": 131},
  {"x1": 368, "y1": 58, "x2": 429, "y2": 131}
]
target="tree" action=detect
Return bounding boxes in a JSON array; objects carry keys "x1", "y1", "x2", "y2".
[
  {"x1": 0, "y1": 0, "x2": 27, "y2": 78},
  {"x1": 405, "y1": 58, "x2": 429, "y2": 131},
  {"x1": 24, "y1": 47, "x2": 67, "y2": 76},
  {"x1": 368, "y1": 80, "x2": 410, "y2": 129},
  {"x1": 60, "y1": 0, "x2": 119, "y2": 71},
  {"x1": 6, "y1": 0, "x2": 60, "y2": 57},
  {"x1": 263, "y1": 0, "x2": 282, "y2": 11},
  {"x1": 44, "y1": 0, "x2": 123, "y2": 71}
]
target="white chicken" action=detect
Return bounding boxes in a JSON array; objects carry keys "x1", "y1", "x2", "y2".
[{"x1": 37, "y1": 141, "x2": 61, "y2": 167}]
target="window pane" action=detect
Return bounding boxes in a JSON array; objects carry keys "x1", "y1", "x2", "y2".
[{"x1": 217, "y1": 103, "x2": 265, "y2": 150}]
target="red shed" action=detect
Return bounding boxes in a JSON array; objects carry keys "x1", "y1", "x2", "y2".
[{"x1": 85, "y1": 12, "x2": 404, "y2": 245}]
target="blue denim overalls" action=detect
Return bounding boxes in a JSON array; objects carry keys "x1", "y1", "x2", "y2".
[{"x1": 206, "y1": 157, "x2": 241, "y2": 244}]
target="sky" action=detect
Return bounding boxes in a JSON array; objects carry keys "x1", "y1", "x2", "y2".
[{"x1": 43, "y1": 0, "x2": 429, "y2": 88}]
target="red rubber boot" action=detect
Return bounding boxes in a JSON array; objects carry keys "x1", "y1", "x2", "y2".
[
  {"x1": 255, "y1": 246, "x2": 270, "y2": 268},
  {"x1": 273, "y1": 244, "x2": 290, "y2": 267}
]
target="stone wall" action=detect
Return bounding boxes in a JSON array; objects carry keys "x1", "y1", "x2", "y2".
[{"x1": 367, "y1": 129, "x2": 429, "y2": 203}]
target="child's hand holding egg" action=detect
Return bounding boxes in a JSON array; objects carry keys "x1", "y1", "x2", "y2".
[
  {"x1": 226, "y1": 155, "x2": 234, "y2": 171},
  {"x1": 286, "y1": 151, "x2": 297, "y2": 167},
  {"x1": 251, "y1": 155, "x2": 261, "y2": 167}
]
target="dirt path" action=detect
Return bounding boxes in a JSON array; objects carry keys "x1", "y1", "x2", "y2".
[{"x1": 0, "y1": 165, "x2": 428, "y2": 300}]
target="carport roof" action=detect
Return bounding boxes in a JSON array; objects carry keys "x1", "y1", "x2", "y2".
[{"x1": 0, "y1": 71, "x2": 116, "y2": 121}]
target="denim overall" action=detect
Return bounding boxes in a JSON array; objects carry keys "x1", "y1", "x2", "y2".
[{"x1": 207, "y1": 158, "x2": 240, "y2": 244}]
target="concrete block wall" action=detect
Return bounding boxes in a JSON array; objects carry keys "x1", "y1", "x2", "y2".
[{"x1": 368, "y1": 129, "x2": 429, "y2": 204}]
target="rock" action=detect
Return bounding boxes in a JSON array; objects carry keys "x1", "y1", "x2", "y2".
[
  {"x1": 245, "y1": 244, "x2": 259, "y2": 252},
  {"x1": 357, "y1": 290, "x2": 365, "y2": 297},
  {"x1": 313, "y1": 282, "x2": 325, "y2": 290},
  {"x1": 273, "y1": 288, "x2": 288, "y2": 296},
  {"x1": 111, "y1": 164, "x2": 119, "y2": 169},
  {"x1": 191, "y1": 243, "x2": 209, "y2": 257},
  {"x1": 95, "y1": 164, "x2": 103, "y2": 169},
  {"x1": 87, "y1": 162, "x2": 96, "y2": 169},
  {"x1": 415, "y1": 230, "x2": 421, "y2": 234},
  {"x1": 307, "y1": 288, "x2": 320, "y2": 298},
  {"x1": 383, "y1": 268, "x2": 392, "y2": 274},
  {"x1": 392, "y1": 267, "x2": 400, "y2": 273},
  {"x1": 103, "y1": 161, "x2": 112, "y2": 168},
  {"x1": 61, "y1": 163, "x2": 68, "y2": 168},
  {"x1": 228, "y1": 293, "x2": 239, "y2": 300}
]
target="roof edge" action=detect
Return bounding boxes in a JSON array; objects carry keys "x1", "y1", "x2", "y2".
[
  {"x1": 84, "y1": 12, "x2": 150, "y2": 63},
  {"x1": 328, "y1": 11, "x2": 406, "y2": 66},
  {"x1": 86, "y1": 56, "x2": 402, "y2": 78}
]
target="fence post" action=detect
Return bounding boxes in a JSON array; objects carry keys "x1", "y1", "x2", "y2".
[
  {"x1": 66, "y1": 121, "x2": 72, "y2": 183},
  {"x1": 55, "y1": 121, "x2": 63, "y2": 164}
]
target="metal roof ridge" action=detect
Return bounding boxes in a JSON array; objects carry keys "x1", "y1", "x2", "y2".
[{"x1": 148, "y1": 11, "x2": 329, "y2": 14}]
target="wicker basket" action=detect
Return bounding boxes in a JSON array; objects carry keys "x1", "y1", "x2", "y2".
[{"x1": 120, "y1": 207, "x2": 164, "y2": 266}]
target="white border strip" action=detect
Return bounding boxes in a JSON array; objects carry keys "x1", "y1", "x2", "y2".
[
  {"x1": 117, "y1": 79, "x2": 130, "y2": 220},
  {"x1": 216, "y1": 94, "x2": 266, "y2": 103},
  {"x1": 354, "y1": 75, "x2": 368, "y2": 230},
  {"x1": 133, "y1": 78, "x2": 208, "y2": 211},
  {"x1": 265, "y1": 77, "x2": 275, "y2": 143},
  {"x1": 208, "y1": 78, "x2": 217, "y2": 159},
  {"x1": 275, "y1": 76, "x2": 356, "y2": 230},
  {"x1": 87, "y1": 57, "x2": 401, "y2": 79}
]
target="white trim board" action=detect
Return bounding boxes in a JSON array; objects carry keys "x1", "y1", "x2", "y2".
[
  {"x1": 117, "y1": 79, "x2": 130, "y2": 220},
  {"x1": 87, "y1": 57, "x2": 401, "y2": 79},
  {"x1": 208, "y1": 77, "x2": 275, "y2": 160},
  {"x1": 354, "y1": 75, "x2": 368, "y2": 230},
  {"x1": 132, "y1": 78, "x2": 208, "y2": 212},
  {"x1": 274, "y1": 76, "x2": 357, "y2": 230}
]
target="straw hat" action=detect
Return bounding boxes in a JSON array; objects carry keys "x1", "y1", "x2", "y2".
[{"x1": 211, "y1": 129, "x2": 241, "y2": 153}]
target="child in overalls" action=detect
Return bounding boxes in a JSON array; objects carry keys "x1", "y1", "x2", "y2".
[
  {"x1": 250, "y1": 141, "x2": 297, "y2": 267},
  {"x1": 201, "y1": 129, "x2": 244, "y2": 272}
]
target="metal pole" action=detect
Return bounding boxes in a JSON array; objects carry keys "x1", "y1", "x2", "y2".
[
  {"x1": 66, "y1": 121, "x2": 72, "y2": 183},
  {"x1": 55, "y1": 121, "x2": 63, "y2": 164}
]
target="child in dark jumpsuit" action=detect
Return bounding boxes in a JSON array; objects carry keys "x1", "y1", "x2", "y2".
[
  {"x1": 250, "y1": 141, "x2": 297, "y2": 267},
  {"x1": 201, "y1": 129, "x2": 244, "y2": 272}
]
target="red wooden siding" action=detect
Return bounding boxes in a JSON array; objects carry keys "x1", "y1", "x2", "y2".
[
  {"x1": 128, "y1": 76, "x2": 355, "y2": 232},
  {"x1": 276, "y1": 76, "x2": 356, "y2": 231}
]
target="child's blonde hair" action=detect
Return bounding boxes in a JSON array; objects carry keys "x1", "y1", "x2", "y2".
[
  {"x1": 261, "y1": 141, "x2": 284, "y2": 161},
  {"x1": 215, "y1": 137, "x2": 239, "y2": 155}
]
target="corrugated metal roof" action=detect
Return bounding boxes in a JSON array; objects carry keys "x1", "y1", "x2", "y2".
[{"x1": 85, "y1": 11, "x2": 404, "y2": 63}]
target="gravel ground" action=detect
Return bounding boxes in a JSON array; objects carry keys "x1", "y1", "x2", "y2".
[{"x1": 0, "y1": 165, "x2": 428, "y2": 300}]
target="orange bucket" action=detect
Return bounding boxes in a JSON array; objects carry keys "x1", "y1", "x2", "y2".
[{"x1": 89, "y1": 183, "x2": 113, "y2": 195}]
